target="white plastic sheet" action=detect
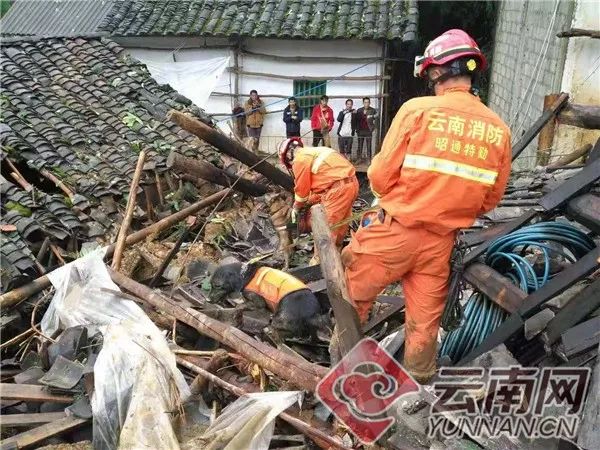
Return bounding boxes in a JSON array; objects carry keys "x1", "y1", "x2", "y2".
[
  {"x1": 140, "y1": 56, "x2": 230, "y2": 109},
  {"x1": 199, "y1": 391, "x2": 302, "y2": 450},
  {"x1": 42, "y1": 251, "x2": 190, "y2": 450}
]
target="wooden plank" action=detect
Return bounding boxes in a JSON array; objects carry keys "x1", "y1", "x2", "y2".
[
  {"x1": 559, "y1": 103, "x2": 600, "y2": 129},
  {"x1": 0, "y1": 416, "x2": 88, "y2": 449},
  {"x1": 228, "y1": 67, "x2": 390, "y2": 82},
  {"x1": 577, "y1": 343, "x2": 600, "y2": 449},
  {"x1": 537, "y1": 94, "x2": 560, "y2": 165},
  {"x1": 460, "y1": 246, "x2": 600, "y2": 364},
  {"x1": 310, "y1": 204, "x2": 362, "y2": 355},
  {"x1": 0, "y1": 384, "x2": 73, "y2": 404},
  {"x1": 541, "y1": 278, "x2": 600, "y2": 345},
  {"x1": 363, "y1": 303, "x2": 404, "y2": 334},
  {"x1": 0, "y1": 412, "x2": 67, "y2": 428},
  {"x1": 512, "y1": 93, "x2": 569, "y2": 160},
  {"x1": 462, "y1": 209, "x2": 538, "y2": 264},
  {"x1": 561, "y1": 316, "x2": 600, "y2": 358},
  {"x1": 566, "y1": 194, "x2": 600, "y2": 234},
  {"x1": 463, "y1": 263, "x2": 527, "y2": 314},
  {"x1": 538, "y1": 158, "x2": 600, "y2": 211}
]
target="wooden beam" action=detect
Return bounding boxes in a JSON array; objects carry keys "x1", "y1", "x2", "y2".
[
  {"x1": 460, "y1": 246, "x2": 600, "y2": 364},
  {"x1": 537, "y1": 158, "x2": 600, "y2": 211},
  {"x1": 167, "y1": 151, "x2": 269, "y2": 196},
  {"x1": 540, "y1": 278, "x2": 600, "y2": 346},
  {"x1": 228, "y1": 67, "x2": 390, "y2": 81},
  {"x1": 537, "y1": 94, "x2": 560, "y2": 165},
  {"x1": 512, "y1": 93, "x2": 569, "y2": 160},
  {"x1": 558, "y1": 103, "x2": 600, "y2": 129},
  {"x1": 547, "y1": 143, "x2": 592, "y2": 168},
  {"x1": 0, "y1": 412, "x2": 67, "y2": 428},
  {"x1": 167, "y1": 110, "x2": 294, "y2": 191},
  {"x1": 566, "y1": 194, "x2": 600, "y2": 234},
  {"x1": 109, "y1": 268, "x2": 327, "y2": 392},
  {"x1": 0, "y1": 383, "x2": 73, "y2": 403},
  {"x1": 463, "y1": 263, "x2": 528, "y2": 314},
  {"x1": 577, "y1": 343, "x2": 600, "y2": 449},
  {"x1": 310, "y1": 204, "x2": 362, "y2": 356},
  {"x1": 211, "y1": 91, "x2": 388, "y2": 100},
  {"x1": 557, "y1": 28, "x2": 600, "y2": 39},
  {"x1": 560, "y1": 316, "x2": 600, "y2": 358},
  {"x1": 0, "y1": 189, "x2": 231, "y2": 309},
  {"x1": 0, "y1": 416, "x2": 88, "y2": 449}
]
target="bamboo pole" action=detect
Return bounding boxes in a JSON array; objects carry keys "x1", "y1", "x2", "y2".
[
  {"x1": 112, "y1": 151, "x2": 146, "y2": 271},
  {"x1": 0, "y1": 189, "x2": 231, "y2": 309},
  {"x1": 109, "y1": 268, "x2": 327, "y2": 391},
  {"x1": 177, "y1": 357, "x2": 351, "y2": 450}
]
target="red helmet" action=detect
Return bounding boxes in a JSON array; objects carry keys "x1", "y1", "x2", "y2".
[
  {"x1": 278, "y1": 137, "x2": 303, "y2": 169},
  {"x1": 414, "y1": 29, "x2": 487, "y2": 78}
]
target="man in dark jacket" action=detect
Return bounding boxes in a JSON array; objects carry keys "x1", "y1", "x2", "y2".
[
  {"x1": 336, "y1": 99, "x2": 357, "y2": 157},
  {"x1": 283, "y1": 97, "x2": 303, "y2": 138},
  {"x1": 356, "y1": 97, "x2": 378, "y2": 160}
]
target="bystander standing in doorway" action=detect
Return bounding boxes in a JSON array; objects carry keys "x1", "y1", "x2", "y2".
[
  {"x1": 356, "y1": 97, "x2": 378, "y2": 160},
  {"x1": 337, "y1": 99, "x2": 357, "y2": 157},
  {"x1": 310, "y1": 95, "x2": 334, "y2": 147},
  {"x1": 244, "y1": 89, "x2": 266, "y2": 151},
  {"x1": 283, "y1": 97, "x2": 303, "y2": 138}
]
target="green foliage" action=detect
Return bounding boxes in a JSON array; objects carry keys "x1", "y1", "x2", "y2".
[
  {"x1": 5, "y1": 201, "x2": 32, "y2": 217},
  {"x1": 0, "y1": 0, "x2": 12, "y2": 17},
  {"x1": 122, "y1": 112, "x2": 143, "y2": 130}
]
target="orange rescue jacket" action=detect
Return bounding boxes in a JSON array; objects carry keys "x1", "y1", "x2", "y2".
[
  {"x1": 369, "y1": 86, "x2": 511, "y2": 235},
  {"x1": 292, "y1": 147, "x2": 356, "y2": 208},
  {"x1": 243, "y1": 267, "x2": 307, "y2": 312}
]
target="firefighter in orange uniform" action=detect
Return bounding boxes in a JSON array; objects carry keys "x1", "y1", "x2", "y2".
[
  {"x1": 279, "y1": 138, "x2": 359, "y2": 264},
  {"x1": 342, "y1": 30, "x2": 512, "y2": 383}
]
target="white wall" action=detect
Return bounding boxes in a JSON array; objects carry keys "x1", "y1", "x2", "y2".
[
  {"x1": 120, "y1": 37, "x2": 384, "y2": 154},
  {"x1": 554, "y1": 0, "x2": 600, "y2": 159}
]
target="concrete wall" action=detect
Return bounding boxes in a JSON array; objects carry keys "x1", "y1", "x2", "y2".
[
  {"x1": 487, "y1": 0, "x2": 574, "y2": 169},
  {"x1": 554, "y1": 0, "x2": 600, "y2": 158},
  {"x1": 117, "y1": 36, "x2": 384, "y2": 155}
]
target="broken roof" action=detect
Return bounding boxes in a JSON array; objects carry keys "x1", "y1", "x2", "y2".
[
  {"x1": 1, "y1": 0, "x2": 418, "y2": 41},
  {"x1": 0, "y1": 35, "x2": 217, "y2": 290}
]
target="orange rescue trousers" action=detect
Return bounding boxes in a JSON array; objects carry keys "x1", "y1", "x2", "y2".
[{"x1": 342, "y1": 212, "x2": 455, "y2": 383}]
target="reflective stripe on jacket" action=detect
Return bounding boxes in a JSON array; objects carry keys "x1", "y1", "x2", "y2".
[
  {"x1": 368, "y1": 86, "x2": 511, "y2": 235},
  {"x1": 243, "y1": 267, "x2": 307, "y2": 312},
  {"x1": 292, "y1": 147, "x2": 356, "y2": 205}
]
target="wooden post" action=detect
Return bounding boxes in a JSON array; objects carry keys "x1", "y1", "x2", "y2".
[
  {"x1": 167, "y1": 151, "x2": 269, "y2": 196},
  {"x1": 109, "y1": 268, "x2": 327, "y2": 392},
  {"x1": 167, "y1": 110, "x2": 294, "y2": 191},
  {"x1": 310, "y1": 204, "x2": 362, "y2": 356},
  {"x1": 0, "y1": 189, "x2": 232, "y2": 309},
  {"x1": 537, "y1": 94, "x2": 560, "y2": 166},
  {"x1": 112, "y1": 151, "x2": 146, "y2": 271}
]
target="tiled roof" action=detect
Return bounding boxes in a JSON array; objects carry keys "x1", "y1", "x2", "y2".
[
  {"x1": 0, "y1": 36, "x2": 217, "y2": 290},
  {"x1": 0, "y1": 0, "x2": 114, "y2": 37},
  {"x1": 0, "y1": 227, "x2": 40, "y2": 291},
  {"x1": 98, "y1": 0, "x2": 418, "y2": 41}
]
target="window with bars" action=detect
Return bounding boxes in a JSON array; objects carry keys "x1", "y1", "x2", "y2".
[{"x1": 293, "y1": 80, "x2": 327, "y2": 118}]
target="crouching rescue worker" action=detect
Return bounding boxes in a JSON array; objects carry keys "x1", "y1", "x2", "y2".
[
  {"x1": 342, "y1": 30, "x2": 512, "y2": 383},
  {"x1": 279, "y1": 138, "x2": 359, "y2": 265},
  {"x1": 209, "y1": 262, "x2": 327, "y2": 340}
]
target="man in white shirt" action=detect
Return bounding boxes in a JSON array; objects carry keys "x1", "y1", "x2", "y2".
[{"x1": 336, "y1": 99, "x2": 357, "y2": 158}]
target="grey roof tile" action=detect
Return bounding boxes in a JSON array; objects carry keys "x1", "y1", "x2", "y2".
[{"x1": 96, "y1": 0, "x2": 418, "y2": 41}]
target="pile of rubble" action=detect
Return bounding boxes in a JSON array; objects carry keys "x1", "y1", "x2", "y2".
[{"x1": 1, "y1": 93, "x2": 600, "y2": 449}]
